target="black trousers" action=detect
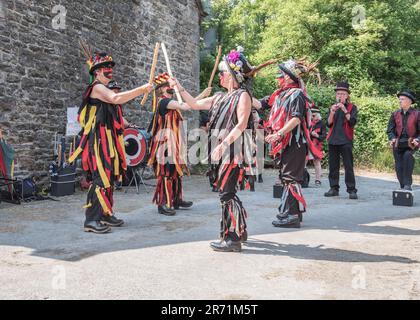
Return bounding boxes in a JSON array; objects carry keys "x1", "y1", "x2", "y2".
[
  {"x1": 278, "y1": 140, "x2": 307, "y2": 216},
  {"x1": 85, "y1": 175, "x2": 114, "y2": 222},
  {"x1": 393, "y1": 148, "x2": 415, "y2": 188},
  {"x1": 219, "y1": 166, "x2": 246, "y2": 241},
  {"x1": 279, "y1": 139, "x2": 307, "y2": 184},
  {"x1": 328, "y1": 143, "x2": 357, "y2": 193}
]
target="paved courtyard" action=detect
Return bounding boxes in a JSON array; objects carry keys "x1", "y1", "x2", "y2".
[{"x1": 1, "y1": 169, "x2": 420, "y2": 300}]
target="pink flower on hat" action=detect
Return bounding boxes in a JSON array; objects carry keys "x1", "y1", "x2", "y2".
[{"x1": 227, "y1": 50, "x2": 241, "y2": 64}]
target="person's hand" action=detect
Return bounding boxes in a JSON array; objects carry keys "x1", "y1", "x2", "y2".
[
  {"x1": 141, "y1": 83, "x2": 154, "y2": 93},
  {"x1": 413, "y1": 139, "x2": 419, "y2": 147},
  {"x1": 266, "y1": 133, "x2": 280, "y2": 144},
  {"x1": 201, "y1": 87, "x2": 212, "y2": 99},
  {"x1": 211, "y1": 144, "x2": 225, "y2": 162},
  {"x1": 311, "y1": 131, "x2": 319, "y2": 138},
  {"x1": 338, "y1": 103, "x2": 347, "y2": 112},
  {"x1": 169, "y1": 77, "x2": 181, "y2": 90},
  {"x1": 331, "y1": 104, "x2": 339, "y2": 113},
  {"x1": 390, "y1": 139, "x2": 396, "y2": 147}
]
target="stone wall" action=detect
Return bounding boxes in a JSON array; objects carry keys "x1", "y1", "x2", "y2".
[{"x1": 0, "y1": 0, "x2": 203, "y2": 177}]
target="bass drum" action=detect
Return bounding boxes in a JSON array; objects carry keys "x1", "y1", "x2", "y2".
[{"x1": 124, "y1": 128, "x2": 151, "y2": 168}]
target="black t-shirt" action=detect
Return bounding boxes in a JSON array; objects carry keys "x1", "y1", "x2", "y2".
[{"x1": 158, "y1": 98, "x2": 172, "y2": 117}]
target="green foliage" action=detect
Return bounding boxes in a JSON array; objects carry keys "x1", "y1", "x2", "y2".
[
  {"x1": 202, "y1": 0, "x2": 420, "y2": 94},
  {"x1": 201, "y1": 0, "x2": 420, "y2": 171},
  {"x1": 351, "y1": 95, "x2": 396, "y2": 165}
]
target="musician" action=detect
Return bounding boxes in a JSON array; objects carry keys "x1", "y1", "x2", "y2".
[
  {"x1": 69, "y1": 50, "x2": 153, "y2": 234},
  {"x1": 324, "y1": 81, "x2": 358, "y2": 200},
  {"x1": 387, "y1": 90, "x2": 419, "y2": 191},
  {"x1": 147, "y1": 73, "x2": 193, "y2": 216}
]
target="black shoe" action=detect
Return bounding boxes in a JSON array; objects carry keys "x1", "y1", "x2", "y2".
[
  {"x1": 158, "y1": 205, "x2": 176, "y2": 216},
  {"x1": 276, "y1": 212, "x2": 303, "y2": 222},
  {"x1": 240, "y1": 230, "x2": 248, "y2": 243},
  {"x1": 272, "y1": 215, "x2": 301, "y2": 228},
  {"x1": 258, "y1": 174, "x2": 263, "y2": 183},
  {"x1": 84, "y1": 221, "x2": 111, "y2": 234},
  {"x1": 324, "y1": 188, "x2": 339, "y2": 197},
  {"x1": 349, "y1": 191, "x2": 358, "y2": 200},
  {"x1": 210, "y1": 239, "x2": 242, "y2": 252},
  {"x1": 403, "y1": 185, "x2": 413, "y2": 191},
  {"x1": 174, "y1": 200, "x2": 193, "y2": 209},
  {"x1": 100, "y1": 215, "x2": 124, "y2": 227},
  {"x1": 212, "y1": 186, "x2": 219, "y2": 192}
]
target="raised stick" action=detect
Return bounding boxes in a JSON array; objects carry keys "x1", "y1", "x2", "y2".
[
  {"x1": 161, "y1": 42, "x2": 183, "y2": 104},
  {"x1": 141, "y1": 42, "x2": 160, "y2": 106},
  {"x1": 208, "y1": 45, "x2": 222, "y2": 88}
]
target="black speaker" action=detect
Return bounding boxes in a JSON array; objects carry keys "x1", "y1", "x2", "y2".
[{"x1": 392, "y1": 190, "x2": 413, "y2": 207}]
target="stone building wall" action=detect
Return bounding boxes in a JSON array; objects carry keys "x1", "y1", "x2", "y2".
[{"x1": 0, "y1": 0, "x2": 204, "y2": 177}]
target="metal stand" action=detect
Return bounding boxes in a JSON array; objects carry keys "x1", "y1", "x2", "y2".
[{"x1": 125, "y1": 166, "x2": 150, "y2": 194}]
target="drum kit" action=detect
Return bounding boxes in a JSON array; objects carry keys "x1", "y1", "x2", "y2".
[{"x1": 123, "y1": 127, "x2": 153, "y2": 194}]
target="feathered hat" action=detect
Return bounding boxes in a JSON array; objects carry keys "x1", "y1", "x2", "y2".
[
  {"x1": 278, "y1": 57, "x2": 321, "y2": 86},
  {"x1": 218, "y1": 46, "x2": 280, "y2": 89},
  {"x1": 79, "y1": 39, "x2": 115, "y2": 83}
]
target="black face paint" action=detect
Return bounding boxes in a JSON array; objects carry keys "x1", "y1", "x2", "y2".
[{"x1": 166, "y1": 88, "x2": 175, "y2": 95}]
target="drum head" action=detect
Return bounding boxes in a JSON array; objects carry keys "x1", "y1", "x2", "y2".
[{"x1": 124, "y1": 128, "x2": 148, "y2": 167}]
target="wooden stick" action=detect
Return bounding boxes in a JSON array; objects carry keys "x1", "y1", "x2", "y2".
[
  {"x1": 161, "y1": 42, "x2": 183, "y2": 104},
  {"x1": 208, "y1": 45, "x2": 222, "y2": 88},
  {"x1": 141, "y1": 42, "x2": 160, "y2": 106}
]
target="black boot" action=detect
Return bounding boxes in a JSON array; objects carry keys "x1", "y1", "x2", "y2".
[
  {"x1": 258, "y1": 174, "x2": 263, "y2": 183},
  {"x1": 210, "y1": 239, "x2": 242, "y2": 252},
  {"x1": 174, "y1": 200, "x2": 193, "y2": 209},
  {"x1": 349, "y1": 191, "x2": 358, "y2": 199},
  {"x1": 272, "y1": 215, "x2": 301, "y2": 228},
  {"x1": 84, "y1": 220, "x2": 111, "y2": 234},
  {"x1": 158, "y1": 205, "x2": 176, "y2": 216},
  {"x1": 212, "y1": 186, "x2": 219, "y2": 192},
  {"x1": 324, "y1": 188, "x2": 339, "y2": 197},
  {"x1": 100, "y1": 215, "x2": 124, "y2": 227}
]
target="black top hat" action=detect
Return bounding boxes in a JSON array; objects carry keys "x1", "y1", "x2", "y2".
[
  {"x1": 334, "y1": 81, "x2": 351, "y2": 94},
  {"x1": 89, "y1": 52, "x2": 115, "y2": 75},
  {"x1": 397, "y1": 90, "x2": 416, "y2": 104},
  {"x1": 107, "y1": 80, "x2": 121, "y2": 91}
]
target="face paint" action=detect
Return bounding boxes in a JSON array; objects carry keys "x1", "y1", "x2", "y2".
[
  {"x1": 166, "y1": 88, "x2": 175, "y2": 95},
  {"x1": 103, "y1": 67, "x2": 113, "y2": 80}
]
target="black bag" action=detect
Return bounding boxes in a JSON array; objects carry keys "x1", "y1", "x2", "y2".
[
  {"x1": 393, "y1": 190, "x2": 413, "y2": 207},
  {"x1": 14, "y1": 177, "x2": 37, "y2": 200},
  {"x1": 302, "y1": 168, "x2": 310, "y2": 188}
]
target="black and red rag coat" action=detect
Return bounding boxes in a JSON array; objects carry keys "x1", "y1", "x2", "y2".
[
  {"x1": 147, "y1": 94, "x2": 189, "y2": 207},
  {"x1": 265, "y1": 84, "x2": 323, "y2": 161},
  {"x1": 207, "y1": 89, "x2": 254, "y2": 192},
  {"x1": 69, "y1": 81, "x2": 127, "y2": 215}
]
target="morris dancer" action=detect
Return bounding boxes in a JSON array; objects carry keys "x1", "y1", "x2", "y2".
[
  {"x1": 255, "y1": 58, "x2": 322, "y2": 228},
  {"x1": 148, "y1": 73, "x2": 194, "y2": 216},
  {"x1": 70, "y1": 45, "x2": 153, "y2": 234}
]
